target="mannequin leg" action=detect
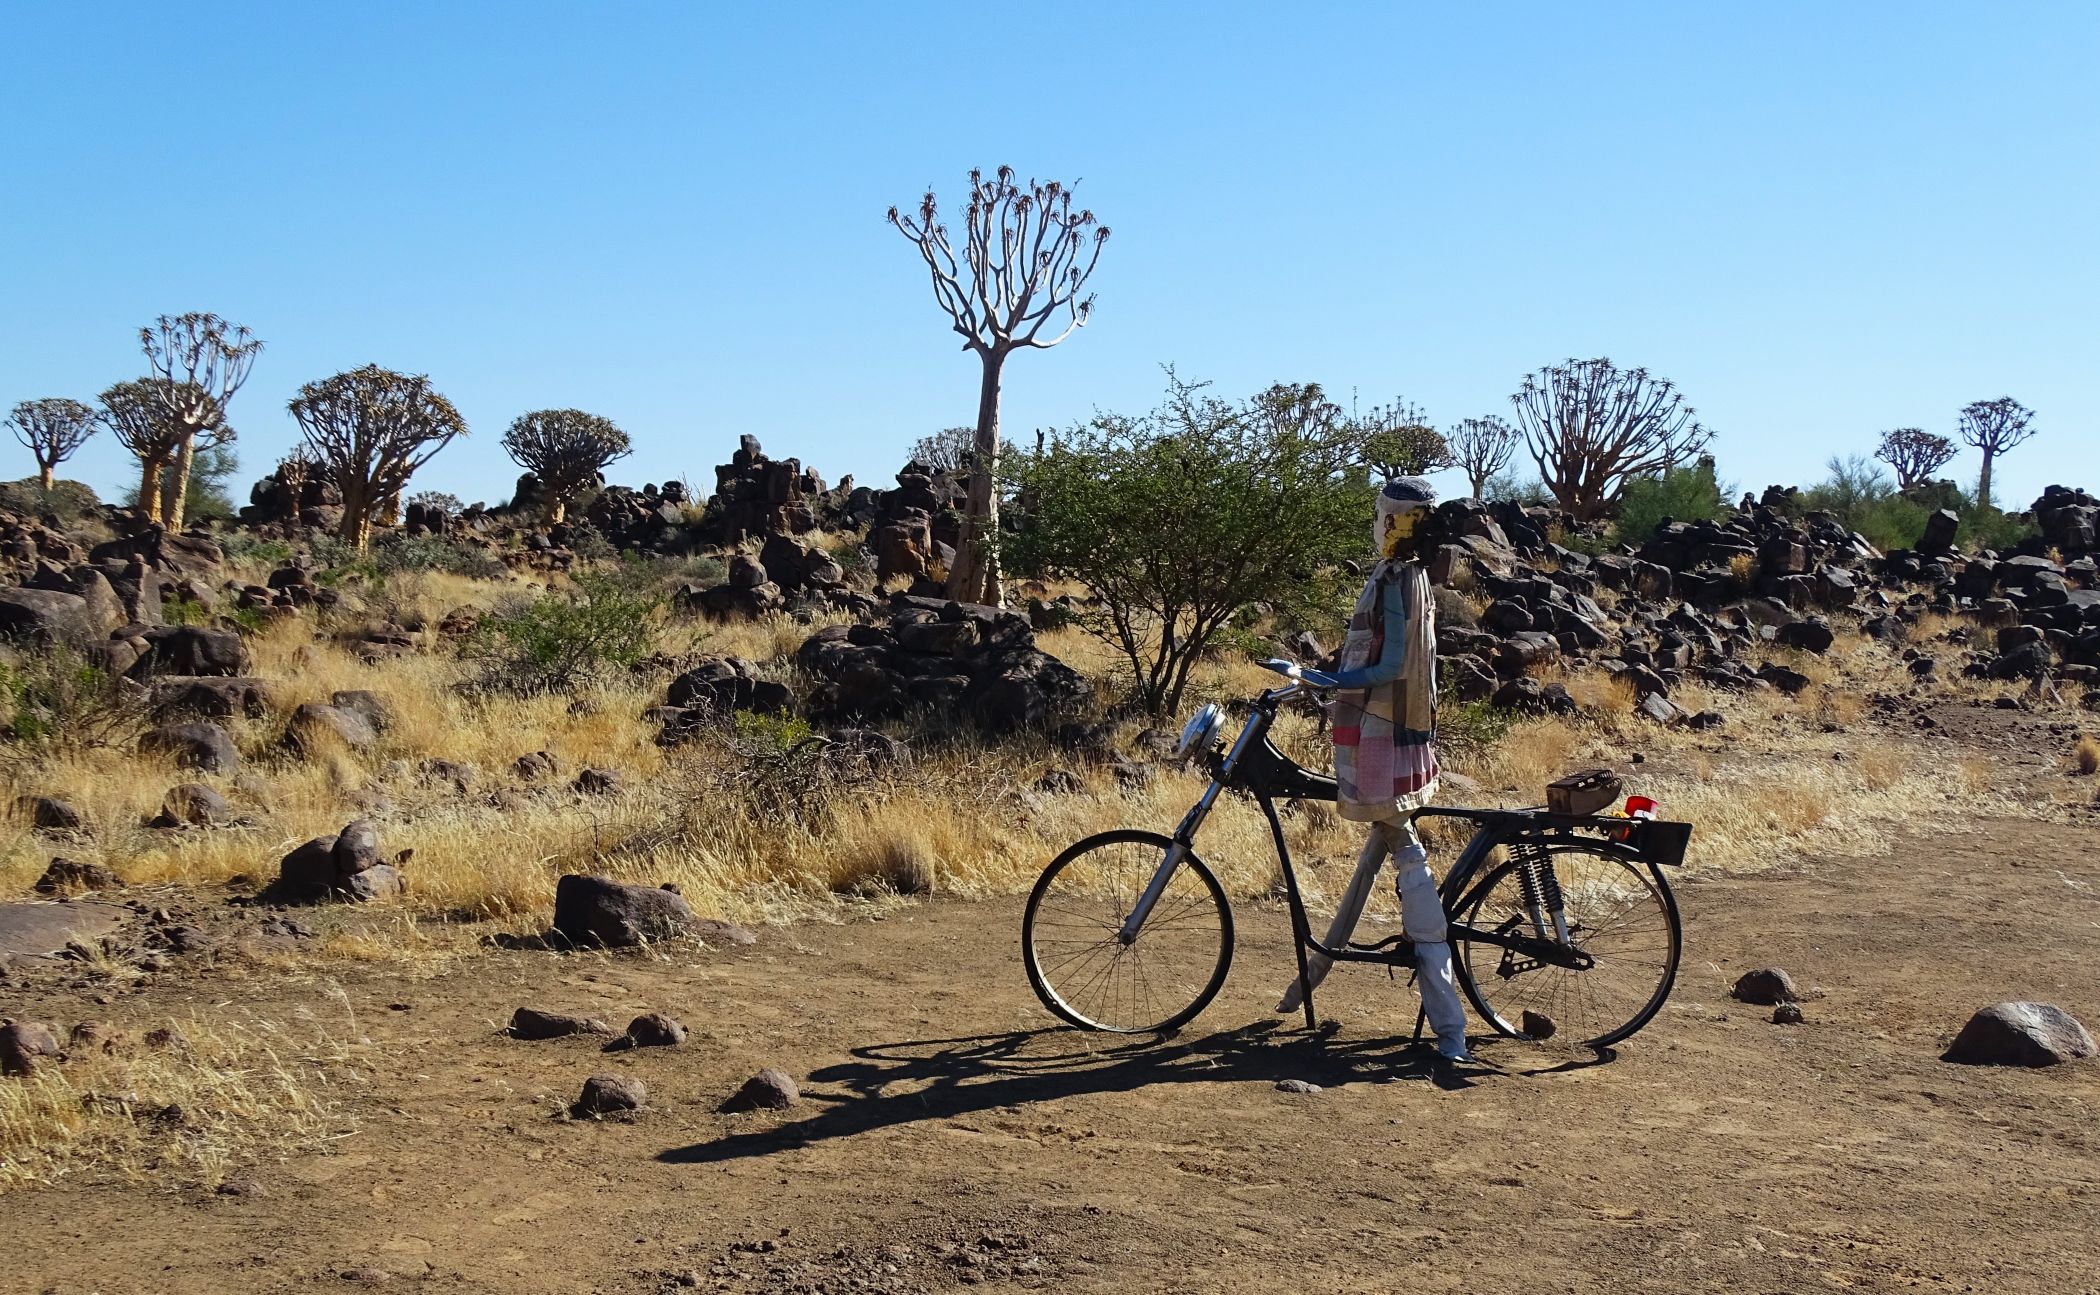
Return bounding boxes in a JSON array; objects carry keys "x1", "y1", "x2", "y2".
[
  {"x1": 1275, "y1": 828, "x2": 1389, "y2": 1014},
  {"x1": 1384, "y1": 819, "x2": 1472, "y2": 1060}
]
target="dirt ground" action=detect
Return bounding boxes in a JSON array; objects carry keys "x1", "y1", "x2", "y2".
[{"x1": 5, "y1": 702, "x2": 2100, "y2": 1295}]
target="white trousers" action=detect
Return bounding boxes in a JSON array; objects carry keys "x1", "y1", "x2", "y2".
[{"x1": 1276, "y1": 818, "x2": 1472, "y2": 1057}]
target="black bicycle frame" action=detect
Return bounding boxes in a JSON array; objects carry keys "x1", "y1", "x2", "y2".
[{"x1": 1206, "y1": 687, "x2": 1687, "y2": 1031}]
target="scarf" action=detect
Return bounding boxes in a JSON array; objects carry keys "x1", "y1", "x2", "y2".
[{"x1": 1331, "y1": 559, "x2": 1439, "y2": 822}]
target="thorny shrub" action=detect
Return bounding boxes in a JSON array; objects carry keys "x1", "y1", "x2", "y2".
[{"x1": 463, "y1": 571, "x2": 663, "y2": 696}]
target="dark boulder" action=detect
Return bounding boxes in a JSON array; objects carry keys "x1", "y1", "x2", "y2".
[
  {"x1": 0, "y1": 588, "x2": 101, "y2": 646},
  {"x1": 128, "y1": 624, "x2": 247, "y2": 678},
  {"x1": 1942, "y1": 1002, "x2": 2096, "y2": 1067},
  {"x1": 1732, "y1": 967, "x2": 1801, "y2": 1005},
  {"x1": 140, "y1": 722, "x2": 240, "y2": 773},
  {"x1": 33, "y1": 858, "x2": 123, "y2": 894},
  {"x1": 507, "y1": 1008, "x2": 614, "y2": 1040},
  {"x1": 572, "y1": 1073, "x2": 646, "y2": 1116},
  {"x1": 720, "y1": 1067, "x2": 799, "y2": 1113},
  {"x1": 551, "y1": 874, "x2": 699, "y2": 947},
  {"x1": 284, "y1": 702, "x2": 379, "y2": 756}
]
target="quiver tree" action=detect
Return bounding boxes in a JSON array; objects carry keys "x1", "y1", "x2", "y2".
[
  {"x1": 1509, "y1": 358, "x2": 1712, "y2": 523},
  {"x1": 500, "y1": 409, "x2": 632, "y2": 523},
  {"x1": 1350, "y1": 397, "x2": 1453, "y2": 480},
  {"x1": 288, "y1": 365, "x2": 467, "y2": 549},
  {"x1": 1873, "y1": 427, "x2": 1957, "y2": 491},
  {"x1": 908, "y1": 426, "x2": 979, "y2": 475},
  {"x1": 1956, "y1": 397, "x2": 2036, "y2": 511},
  {"x1": 139, "y1": 313, "x2": 261, "y2": 528},
  {"x1": 6, "y1": 398, "x2": 99, "y2": 490},
  {"x1": 99, "y1": 378, "x2": 196, "y2": 515},
  {"x1": 888, "y1": 166, "x2": 1109, "y2": 606},
  {"x1": 1447, "y1": 415, "x2": 1519, "y2": 499}
]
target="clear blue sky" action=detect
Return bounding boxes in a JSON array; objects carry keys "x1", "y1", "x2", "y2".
[{"x1": 3, "y1": 2, "x2": 2093, "y2": 512}]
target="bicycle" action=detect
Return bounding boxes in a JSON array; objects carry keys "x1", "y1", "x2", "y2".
[{"x1": 1022, "y1": 663, "x2": 1693, "y2": 1050}]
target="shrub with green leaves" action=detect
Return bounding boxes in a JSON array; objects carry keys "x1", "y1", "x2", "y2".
[
  {"x1": 370, "y1": 532, "x2": 507, "y2": 579},
  {"x1": 1005, "y1": 373, "x2": 1368, "y2": 717},
  {"x1": 1611, "y1": 458, "x2": 1731, "y2": 544},
  {"x1": 466, "y1": 572, "x2": 662, "y2": 694},
  {"x1": 0, "y1": 649, "x2": 144, "y2": 756}
]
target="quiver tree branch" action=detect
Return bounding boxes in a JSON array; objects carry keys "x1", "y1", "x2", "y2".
[
  {"x1": 288, "y1": 365, "x2": 467, "y2": 550},
  {"x1": 1447, "y1": 415, "x2": 1519, "y2": 499},
  {"x1": 6, "y1": 398, "x2": 99, "y2": 490},
  {"x1": 1509, "y1": 357, "x2": 1712, "y2": 523},
  {"x1": 500, "y1": 409, "x2": 632, "y2": 523},
  {"x1": 1955, "y1": 397, "x2": 2036, "y2": 511},
  {"x1": 888, "y1": 166, "x2": 1110, "y2": 605},
  {"x1": 1873, "y1": 427, "x2": 1957, "y2": 491},
  {"x1": 140, "y1": 312, "x2": 261, "y2": 528}
]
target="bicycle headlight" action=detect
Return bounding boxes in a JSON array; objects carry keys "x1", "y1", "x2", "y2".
[{"x1": 1174, "y1": 702, "x2": 1223, "y2": 759}]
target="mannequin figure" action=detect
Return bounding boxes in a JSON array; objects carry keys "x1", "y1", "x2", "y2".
[{"x1": 1276, "y1": 477, "x2": 1472, "y2": 1062}]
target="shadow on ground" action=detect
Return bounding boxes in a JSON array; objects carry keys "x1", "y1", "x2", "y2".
[{"x1": 660, "y1": 1021, "x2": 1611, "y2": 1165}]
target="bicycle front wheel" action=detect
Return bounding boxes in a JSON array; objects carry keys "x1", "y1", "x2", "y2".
[
  {"x1": 1450, "y1": 846, "x2": 1681, "y2": 1050},
  {"x1": 1022, "y1": 830, "x2": 1234, "y2": 1034}
]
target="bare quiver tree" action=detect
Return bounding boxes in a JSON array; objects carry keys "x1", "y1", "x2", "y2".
[
  {"x1": 140, "y1": 313, "x2": 261, "y2": 528},
  {"x1": 289, "y1": 365, "x2": 467, "y2": 550},
  {"x1": 1351, "y1": 397, "x2": 1453, "y2": 480},
  {"x1": 1509, "y1": 358, "x2": 1712, "y2": 523},
  {"x1": 1447, "y1": 415, "x2": 1519, "y2": 499},
  {"x1": 6, "y1": 398, "x2": 99, "y2": 490},
  {"x1": 1956, "y1": 397, "x2": 2036, "y2": 511},
  {"x1": 1873, "y1": 427, "x2": 1957, "y2": 491},
  {"x1": 500, "y1": 409, "x2": 632, "y2": 523},
  {"x1": 888, "y1": 166, "x2": 1109, "y2": 606},
  {"x1": 99, "y1": 378, "x2": 193, "y2": 513}
]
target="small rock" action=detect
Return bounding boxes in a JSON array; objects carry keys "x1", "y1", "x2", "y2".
[
  {"x1": 1273, "y1": 1078, "x2": 1322, "y2": 1095},
  {"x1": 1943, "y1": 1001, "x2": 2096, "y2": 1067},
  {"x1": 572, "y1": 767, "x2": 626, "y2": 796},
  {"x1": 720, "y1": 1068, "x2": 799, "y2": 1113},
  {"x1": 514, "y1": 751, "x2": 559, "y2": 782},
  {"x1": 33, "y1": 857, "x2": 123, "y2": 894},
  {"x1": 339, "y1": 1267, "x2": 391, "y2": 1283},
  {"x1": 573, "y1": 1072, "x2": 646, "y2": 1116},
  {"x1": 507, "y1": 1008, "x2": 615, "y2": 1040},
  {"x1": 1772, "y1": 1003, "x2": 1805, "y2": 1025},
  {"x1": 68, "y1": 1021, "x2": 118, "y2": 1053},
  {"x1": 214, "y1": 1176, "x2": 262, "y2": 1198},
  {"x1": 0, "y1": 1021, "x2": 62, "y2": 1076},
  {"x1": 1520, "y1": 1009, "x2": 1558, "y2": 1040},
  {"x1": 613, "y1": 1012, "x2": 686, "y2": 1049},
  {"x1": 1731, "y1": 967, "x2": 1800, "y2": 1005},
  {"x1": 16, "y1": 795, "x2": 86, "y2": 834}
]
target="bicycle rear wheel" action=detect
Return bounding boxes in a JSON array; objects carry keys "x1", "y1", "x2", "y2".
[
  {"x1": 1022, "y1": 830, "x2": 1234, "y2": 1034},
  {"x1": 1449, "y1": 845, "x2": 1681, "y2": 1050}
]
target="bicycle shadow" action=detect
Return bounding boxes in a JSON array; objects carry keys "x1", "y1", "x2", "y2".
[{"x1": 657, "y1": 1019, "x2": 1595, "y2": 1166}]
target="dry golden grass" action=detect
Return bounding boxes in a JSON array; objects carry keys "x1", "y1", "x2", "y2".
[
  {"x1": 0, "y1": 1012, "x2": 358, "y2": 1193},
  {"x1": 2072, "y1": 735, "x2": 2099, "y2": 777}
]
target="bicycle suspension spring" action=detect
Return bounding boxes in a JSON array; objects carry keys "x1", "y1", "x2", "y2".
[{"x1": 1512, "y1": 842, "x2": 1571, "y2": 944}]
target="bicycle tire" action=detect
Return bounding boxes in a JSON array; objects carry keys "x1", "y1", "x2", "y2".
[
  {"x1": 1022, "y1": 829, "x2": 1235, "y2": 1034},
  {"x1": 1448, "y1": 846, "x2": 1681, "y2": 1050}
]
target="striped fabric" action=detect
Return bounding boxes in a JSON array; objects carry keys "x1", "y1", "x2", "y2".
[{"x1": 1331, "y1": 560, "x2": 1439, "y2": 822}]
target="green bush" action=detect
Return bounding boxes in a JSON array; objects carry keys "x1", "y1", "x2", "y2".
[
  {"x1": 1611, "y1": 459, "x2": 1731, "y2": 543},
  {"x1": 466, "y1": 571, "x2": 662, "y2": 695},
  {"x1": 0, "y1": 649, "x2": 143, "y2": 755},
  {"x1": 370, "y1": 532, "x2": 507, "y2": 580},
  {"x1": 1797, "y1": 456, "x2": 2039, "y2": 552},
  {"x1": 218, "y1": 533, "x2": 296, "y2": 566}
]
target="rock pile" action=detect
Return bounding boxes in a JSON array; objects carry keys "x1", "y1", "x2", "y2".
[{"x1": 796, "y1": 594, "x2": 1088, "y2": 734}]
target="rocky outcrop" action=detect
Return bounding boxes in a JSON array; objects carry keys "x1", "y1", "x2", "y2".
[{"x1": 796, "y1": 594, "x2": 1087, "y2": 734}]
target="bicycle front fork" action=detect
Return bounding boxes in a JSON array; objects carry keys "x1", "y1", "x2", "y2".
[{"x1": 1118, "y1": 778, "x2": 1226, "y2": 943}]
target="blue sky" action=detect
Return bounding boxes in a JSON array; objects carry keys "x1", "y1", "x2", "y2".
[{"x1": 3, "y1": 3, "x2": 2093, "y2": 511}]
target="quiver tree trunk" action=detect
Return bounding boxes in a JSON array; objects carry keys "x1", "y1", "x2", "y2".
[
  {"x1": 37, "y1": 463, "x2": 54, "y2": 491},
  {"x1": 162, "y1": 433, "x2": 197, "y2": 526},
  {"x1": 138, "y1": 454, "x2": 166, "y2": 520},
  {"x1": 947, "y1": 351, "x2": 1005, "y2": 607},
  {"x1": 1977, "y1": 452, "x2": 1995, "y2": 512}
]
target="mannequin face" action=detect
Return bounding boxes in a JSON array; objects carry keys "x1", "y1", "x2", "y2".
[{"x1": 1376, "y1": 505, "x2": 1424, "y2": 558}]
